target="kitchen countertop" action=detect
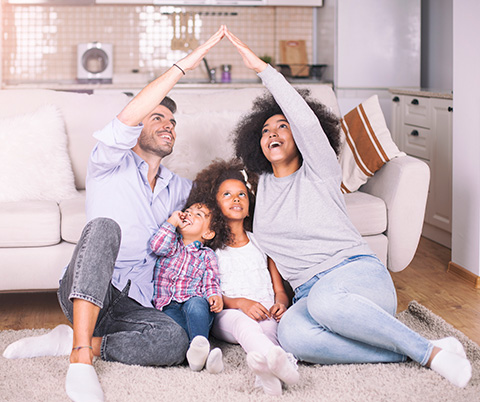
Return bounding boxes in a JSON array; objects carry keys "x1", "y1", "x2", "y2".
[
  {"x1": 1, "y1": 78, "x2": 330, "y2": 91},
  {"x1": 389, "y1": 87, "x2": 453, "y2": 100}
]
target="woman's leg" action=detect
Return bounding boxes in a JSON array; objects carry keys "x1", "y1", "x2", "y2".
[
  {"x1": 278, "y1": 297, "x2": 406, "y2": 365},
  {"x1": 279, "y1": 255, "x2": 472, "y2": 387},
  {"x1": 306, "y1": 256, "x2": 431, "y2": 364}
]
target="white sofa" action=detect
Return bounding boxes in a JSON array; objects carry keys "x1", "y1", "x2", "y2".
[{"x1": 0, "y1": 85, "x2": 429, "y2": 292}]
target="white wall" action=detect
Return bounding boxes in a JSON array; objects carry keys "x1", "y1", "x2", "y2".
[
  {"x1": 452, "y1": 0, "x2": 480, "y2": 276},
  {"x1": 421, "y1": 0, "x2": 453, "y2": 90}
]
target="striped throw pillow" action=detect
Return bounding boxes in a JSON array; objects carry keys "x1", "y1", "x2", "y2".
[{"x1": 339, "y1": 95, "x2": 405, "y2": 194}]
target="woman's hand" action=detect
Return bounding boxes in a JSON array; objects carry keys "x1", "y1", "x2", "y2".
[
  {"x1": 224, "y1": 28, "x2": 267, "y2": 73},
  {"x1": 175, "y1": 25, "x2": 226, "y2": 73},
  {"x1": 269, "y1": 302, "x2": 287, "y2": 322},
  {"x1": 238, "y1": 298, "x2": 271, "y2": 321}
]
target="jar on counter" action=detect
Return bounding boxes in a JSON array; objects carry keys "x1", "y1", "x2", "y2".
[{"x1": 221, "y1": 64, "x2": 232, "y2": 83}]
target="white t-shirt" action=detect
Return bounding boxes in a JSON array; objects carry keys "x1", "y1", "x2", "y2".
[{"x1": 215, "y1": 232, "x2": 275, "y2": 306}]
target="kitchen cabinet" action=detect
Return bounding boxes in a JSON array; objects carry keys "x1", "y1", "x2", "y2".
[
  {"x1": 96, "y1": 0, "x2": 267, "y2": 5},
  {"x1": 96, "y1": 0, "x2": 322, "y2": 5},
  {"x1": 266, "y1": 0, "x2": 323, "y2": 5},
  {"x1": 390, "y1": 90, "x2": 453, "y2": 247}
]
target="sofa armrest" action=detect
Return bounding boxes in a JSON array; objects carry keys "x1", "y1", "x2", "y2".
[{"x1": 359, "y1": 155, "x2": 430, "y2": 272}]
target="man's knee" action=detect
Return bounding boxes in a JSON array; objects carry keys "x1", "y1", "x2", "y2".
[
  {"x1": 150, "y1": 322, "x2": 189, "y2": 366},
  {"x1": 86, "y1": 217, "x2": 121, "y2": 246}
]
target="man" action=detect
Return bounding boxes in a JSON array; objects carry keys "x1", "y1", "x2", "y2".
[{"x1": 4, "y1": 25, "x2": 227, "y2": 402}]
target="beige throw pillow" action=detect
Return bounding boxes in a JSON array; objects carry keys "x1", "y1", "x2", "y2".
[
  {"x1": 339, "y1": 95, "x2": 405, "y2": 193},
  {"x1": 0, "y1": 104, "x2": 79, "y2": 202}
]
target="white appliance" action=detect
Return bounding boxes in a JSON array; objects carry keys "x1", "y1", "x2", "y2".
[
  {"x1": 334, "y1": 0, "x2": 421, "y2": 126},
  {"x1": 77, "y1": 42, "x2": 113, "y2": 84}
]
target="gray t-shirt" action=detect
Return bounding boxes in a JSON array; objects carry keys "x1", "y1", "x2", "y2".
[{"x1": 253, "y1": 65, "x2": 373, "y2": 290}]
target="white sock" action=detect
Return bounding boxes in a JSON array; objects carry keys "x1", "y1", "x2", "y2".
[
  {"x1": 246, "y1": 351, "x2": 282, "y2": 396},
  {"x1": 429, "y1": 349, "x2": 472, "y2": 388},
  {"x1": 3, "y1": 324, "x2": 73, "y2": 359},
  {"x1": 65, "y1": 363, "x2": 104, "y2": 402},
  {"x1": 186, "y1": 335, "x2": 210, "y2": 371},
  {"x1": 205, "y1": 347, "x2": 224, "y2": 374},
  {"x1": 267, "y1": 345, "x2": 300, "y2": 386},
  {"x1": 431, "y1": 337, "x2": 467, "y2": 359}
]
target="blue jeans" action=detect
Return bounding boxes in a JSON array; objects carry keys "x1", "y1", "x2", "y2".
[
  {"x1": 278, "y1": 255, "x2": 433, "y2": 366},
  {"x1": 57, "y1": 217, "x2": 189, "y2": 366},
  {"x1": 163, "y1": 297, "x2": 214, "y2": 342}
]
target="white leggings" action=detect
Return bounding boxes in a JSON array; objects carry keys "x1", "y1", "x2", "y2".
[{"x1": 211, "y1": 308, "x2": 279, "y2": 356}]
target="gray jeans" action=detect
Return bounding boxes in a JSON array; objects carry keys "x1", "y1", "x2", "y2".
[{"x1": 57, "y1": 217, "x2": 189, "y2": 366}]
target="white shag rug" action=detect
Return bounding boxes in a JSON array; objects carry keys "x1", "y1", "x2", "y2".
[{"x1": 0, "y1": 301, "x2": 478, "y2": 402}]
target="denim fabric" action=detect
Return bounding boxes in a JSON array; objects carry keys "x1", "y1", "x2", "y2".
[
  {"x1": 57, "y1": 217, "x2": 189, "y2": 366},
  {"x1": 278, "y1": 255, "x2": 433, "y2": 366},
  {"x1": 163, "y1": 297, "x2": 214, "y2": 342}
]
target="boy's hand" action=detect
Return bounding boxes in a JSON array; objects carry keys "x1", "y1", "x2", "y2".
[
  {"x1": 209, "y1": 295, "x2": 224, "y2": 313},
  {"x1": 167, "y1": 210, "x2": 187, "y2": 228},
  {"x1": 269, "y1": 303, "x2": 287, "y2": 322}
]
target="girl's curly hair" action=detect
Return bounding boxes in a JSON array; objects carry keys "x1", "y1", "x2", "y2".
[
  {"x1": 186, "y1": 158, "x2": 258, "y2": 250},
  {"x1": 233, "y1": 88, "x2": 342, "y2": 174}
]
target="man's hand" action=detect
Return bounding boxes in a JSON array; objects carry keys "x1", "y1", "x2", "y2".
[
  {"x1": 175, "y1": 25, "x2": 226, "y2": 74},
  {"x1": 269, "y1": 303, "x2": 287, "y2": 322},
  {"x1": 209, "y1": 295, "x2": 224, "y2": 313}
]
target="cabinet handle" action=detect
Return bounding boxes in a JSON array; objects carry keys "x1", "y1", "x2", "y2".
[
  {"x1": 410, "y1": 130, "x2": 419, "y2": 136},
  {"x1": 448, "y1": 106, "x2": 453, "y2": 112},
  {"x1": 411, "y1": 99, "x2": 419, "y2": 105},
  {"x1": 392, "y1": 96, "x2": 400, "y2": 102},
  {"x1": 123, "y1": 92, "x2": 134, "y2": 97}
]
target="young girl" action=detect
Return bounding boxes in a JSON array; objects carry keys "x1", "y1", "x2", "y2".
[
  {"x1": 225, "y1": 27, "x2": 472, "y2": 389},
  {"x1": 188, "y1": 159, "x2": 299, "y2": 396}
]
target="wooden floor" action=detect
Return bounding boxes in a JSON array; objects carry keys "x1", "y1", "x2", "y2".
[{"x1": 1, "y1": 237, "x2": 479, "y2": 344}]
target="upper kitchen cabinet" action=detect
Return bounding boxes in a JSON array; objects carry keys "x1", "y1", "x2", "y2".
[
  {"x1": 96, "y1": 0, "x2": 322, "y2": 5},
  {"x1": 96, "y1": 0, "x2": 265, "y2": 4},
  {"x1": 267, "y1": 0, "x2": 322, "y2": 5},
  {"x1": 8, "y1": 0, "x2": 94, "y2": 3}
]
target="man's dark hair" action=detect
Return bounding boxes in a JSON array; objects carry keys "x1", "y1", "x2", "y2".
[{"x1": 160, "y1": 96, "x2": 177, "y2": 114}]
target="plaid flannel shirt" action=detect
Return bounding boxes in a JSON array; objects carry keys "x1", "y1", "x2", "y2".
[{"x1": 150, "y1": 222, "x2": 221, "y2": 310}]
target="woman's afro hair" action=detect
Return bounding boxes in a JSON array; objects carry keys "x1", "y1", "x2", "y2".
[
  {"x1": 186, "y1": 158, "x2": 258, "y2": 250},
  {"x1": 233, "y1": 88, "x2": 342, "y2": 174}
]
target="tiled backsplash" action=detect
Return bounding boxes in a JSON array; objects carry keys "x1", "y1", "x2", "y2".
[{"x1": 1, "y1": 4, "x2": 314, "y2": 83}]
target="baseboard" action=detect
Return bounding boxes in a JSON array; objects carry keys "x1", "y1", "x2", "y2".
[
  {"x1": 447, "y1": 261, "x2": 480, "y2": 289},
  {"x1": 422, "y1": 223, "x2": 451, "y2": 248}
]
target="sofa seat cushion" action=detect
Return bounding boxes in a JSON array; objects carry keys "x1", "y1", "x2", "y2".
[
  {"x1": 60, "y1": 191, "x2": 87, "y2": 244},
  {"x1": 0, "y1": 200, "x2": 60, "y2": 247},
  {"x1": 344, "y1": 191, "x2": 387, "y2": 236}
]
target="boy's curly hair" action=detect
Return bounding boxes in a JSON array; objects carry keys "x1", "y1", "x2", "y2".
[
  {"x1": 186, "y1": 158, "x2": 258, "y2": 250},
  {"x1": 233, "y1": 88, "x2": 342, "y2": 174}
]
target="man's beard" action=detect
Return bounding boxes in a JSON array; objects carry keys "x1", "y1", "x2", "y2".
[{"x1": 137, "y1": 131, "x2": 173, "y2": 158}]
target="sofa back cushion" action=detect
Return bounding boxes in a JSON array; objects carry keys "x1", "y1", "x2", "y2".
[
  {"x1": 0, "y1": 84, "x2": 339, "y2": 187},
  {"x1": 0, "y1": 89, "x2": 130, "y2": 190}
]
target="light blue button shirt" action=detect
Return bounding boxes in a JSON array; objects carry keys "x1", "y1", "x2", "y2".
[{"x1": 85, "y1": 118, "x2": 192, "y2": 307}]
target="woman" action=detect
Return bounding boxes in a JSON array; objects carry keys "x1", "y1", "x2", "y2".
[{"x1": 225, "y1": 28, "x2": 471, "y2": 388}]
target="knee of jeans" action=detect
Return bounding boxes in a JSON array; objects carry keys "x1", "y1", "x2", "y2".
[
  {"x1": 277, "y1": 312, "x2": 306, "y2": 357},
  {"x1": 88, "y1": 217, "x2": 121, "y2": 244}
]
